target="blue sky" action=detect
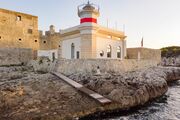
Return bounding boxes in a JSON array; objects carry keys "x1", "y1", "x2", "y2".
[{"x1": 0, "y1": 0, "x2": 180, "y2": 48}]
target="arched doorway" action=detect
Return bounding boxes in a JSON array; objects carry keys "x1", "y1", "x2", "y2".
[
  {"x1": 71, "y1": 43, "x2": 75, "y2": 59},
  {"x1": 117, "y1": 46, "x2": 121, "y2": 58},
  {"x1": 107, "y1": 45, "x2": 112, "y2": 58}
]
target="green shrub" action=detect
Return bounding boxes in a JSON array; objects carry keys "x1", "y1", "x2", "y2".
[{"x1": 161, "y1": 46, "x2": 180, "y2": 58}]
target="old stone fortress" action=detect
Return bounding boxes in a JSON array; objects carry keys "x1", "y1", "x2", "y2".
[{"x1": 0, "y1": 2, "x2": 160, "y2": 69}]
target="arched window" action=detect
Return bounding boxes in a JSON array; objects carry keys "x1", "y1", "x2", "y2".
[
  {"x1": 107, "y1": 45, "x2": 112, "y2": 58},
  {"x1": 100, "y1": 50, "x2": 104, "y2": 57},
  {"x1": 71, "y1": 43, "x2": 75, "y2": 59},
  {"x1": 117, "y1": 46, "x2": 121, "y2": 58}
]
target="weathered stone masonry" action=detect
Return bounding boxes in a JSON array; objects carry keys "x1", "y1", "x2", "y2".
[{"x1": 0, "y1": 8, "x2": 39, "y2": 58}]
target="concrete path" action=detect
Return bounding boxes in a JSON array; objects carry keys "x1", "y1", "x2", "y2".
[{"x1": 51, "y1": 72, "x2": 112, "y2": 105}]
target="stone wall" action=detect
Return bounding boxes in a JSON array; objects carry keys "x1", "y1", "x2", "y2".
[
  {"x1": 0, "y1": 48, "x2": 32, "y2": 66},
  {"x1": 0, "y1": 8, "x2": 39, "y2": 51},
  {"x1": 56, "y1": 59, "x2": 159, "y2": 75},
  {"x1": 127, "y1": 47, "x2": 161, "y2": 63},
  {"x1": 0, "y1": 8, "x2": 39, "y2": 59},
  {"x1": 39, "y1": 25, "x2": 60, "y2": 50}
]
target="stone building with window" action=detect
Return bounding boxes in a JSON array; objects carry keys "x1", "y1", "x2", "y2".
[
  {"x1": 59, "y1": 2, "x2": 127, "y2": 59},
  {"x1": 0, "y1": 8, "x2": 39, "y2": 58},
  {"x1": 38, "y1": 25, "x2": 60, "y2": 61}
]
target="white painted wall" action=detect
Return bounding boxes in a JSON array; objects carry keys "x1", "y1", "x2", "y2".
[
  {"x1": 123, "y1": 40, "x2": 127, "y2": 57},
  {"x1": 96, "y1": 37, "x2": 123, "y2": 59},
  {"x1": 80, "y1": 13, "x2": 98, "y2": 19},
  {"x1": 62, "y1": 37, "x2": 81, "y2": 59},
  {"x1": 38, "y1": 49, "x2": 58, "y2": 61}
]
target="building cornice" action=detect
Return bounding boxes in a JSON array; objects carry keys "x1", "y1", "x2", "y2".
[{"x1": 59, "y1": 23, "x2": 127, "y2": 39}]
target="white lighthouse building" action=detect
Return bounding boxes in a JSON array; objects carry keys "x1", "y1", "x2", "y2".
[{"x1": 59, "y1": 2, "x2": 127, "y2": 59}]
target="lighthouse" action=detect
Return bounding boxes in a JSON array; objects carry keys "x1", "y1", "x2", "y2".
[
  {"x1": 78, "y1": 1, "x2": 100, "y2": 24},
  {"x1": 60, "y1": 1, "x2": 127, "y2": 59}
]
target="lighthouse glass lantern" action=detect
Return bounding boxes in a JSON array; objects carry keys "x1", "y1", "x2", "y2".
[{"x1": 78, "y1": 1, "x2": 100, "y2": 24}]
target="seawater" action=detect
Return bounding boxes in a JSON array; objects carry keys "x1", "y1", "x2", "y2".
[
  {"x1": 81, "y1": 80, "x2": 180, "y2": 120},
  {"x1": 106, "y1": 80, "x2": 180, "y2": 120}
]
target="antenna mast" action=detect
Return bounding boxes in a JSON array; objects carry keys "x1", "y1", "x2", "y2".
[
  {"x1": 115, "y1": 21, "x2": 117, "y2": 30},
  {"x1": 107, "y1": 18, "x2": 109, "y2": 28},
  {"x1": 123, "y1": 24, "x2": 125, "y2": 33}
]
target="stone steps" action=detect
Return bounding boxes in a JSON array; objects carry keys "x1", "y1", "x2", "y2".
[{"x1": 51, "y1": 72, "x2": 112, "y2": 105}]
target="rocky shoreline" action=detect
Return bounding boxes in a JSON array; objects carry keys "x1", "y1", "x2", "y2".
[{"x1": 0, "y1": 66, "x2": 180, "y2": 120}]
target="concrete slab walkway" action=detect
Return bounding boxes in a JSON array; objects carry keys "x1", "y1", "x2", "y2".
[{"x1": 51, "y1": 72, "x2": 112, "y2": 105}]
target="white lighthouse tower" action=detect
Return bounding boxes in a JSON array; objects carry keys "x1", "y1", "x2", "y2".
[{"x1": 77, "y1": 2, "x2": 101, "y2": 58}]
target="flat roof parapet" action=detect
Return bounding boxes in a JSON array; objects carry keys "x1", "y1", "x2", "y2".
[{"x1": 0, "y1": 8, "x2": 38, "y2": 19}]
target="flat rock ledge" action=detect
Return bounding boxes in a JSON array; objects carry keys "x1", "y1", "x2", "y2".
[{"x1": 0, "y1": 66, "x2": 180, "y2": 120}]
